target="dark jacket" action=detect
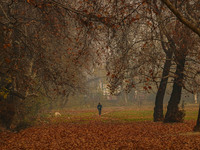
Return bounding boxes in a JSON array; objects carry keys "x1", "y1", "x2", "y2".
[{"x1": 97, "y1": 104, "x2": 102, "y2": 110}]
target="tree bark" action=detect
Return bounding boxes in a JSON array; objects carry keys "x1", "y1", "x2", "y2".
[
  {"x1": 60, "y1": 93, "x2": 70, "y2": 108},
  {"x1": 194, "y1": 104, "x2": 200, "y2": 131},
  {"x1": 124, "y1": 92, "x2": 128, "y2": 104},
  {"x1": 164, "y1": 56, "x2": 186, "y2": 123},
  {"x1": 194, "y1": 92, "x2": 198, "y2": 104},
  {"x1": 154, "y1": 51, "x2": 172, "y2": 121}
]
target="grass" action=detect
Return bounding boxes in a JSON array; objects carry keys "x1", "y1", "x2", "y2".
[
  {"x1": 104, "y1": 110, "x2": 153, "y2": 122},
  {"x1": 38, "y1": 104, "x2": 200, "y2": 124},
  {"x1": 185, "y1": 110, "x2": 198, "y2": 120}
]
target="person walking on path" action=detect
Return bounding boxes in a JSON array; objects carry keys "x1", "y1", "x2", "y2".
[{"x1": 97, "y1": 103, "x2": 102, "y2": 116}]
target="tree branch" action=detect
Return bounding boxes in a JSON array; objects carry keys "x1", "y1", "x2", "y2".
[
  {"x1": 11, "y1": 91, "x2": 25, "y2": 99},
  {"x1": 161, "y1": 0, "x2": 200, "y2": 37}
]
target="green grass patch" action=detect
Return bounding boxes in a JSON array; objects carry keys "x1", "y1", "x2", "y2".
[
  {"x1": 185, "y1": 110, "x2": 198, "y2": 120},
  {"x1": 38, "y1": 106, "x2": 200, "y2": 125},
  {"x1": 103, "y1": 110, "x2": 153, "y2": 122}
]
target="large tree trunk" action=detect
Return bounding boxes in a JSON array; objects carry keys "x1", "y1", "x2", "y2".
[
  {"x1": 0, "y1": 99, "x2": 15, "y2": 129},
  {"x1": 164, "y1": 57, "x2": 186, "y2": 123},
  {"x1": 154, "y1": 52, "x2": 172, "y2": 121},
  {"x1": 193, "y1": 104, "x2": 200, "y2": 131}
]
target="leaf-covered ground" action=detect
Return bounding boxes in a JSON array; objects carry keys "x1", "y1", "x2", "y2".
[
  {"x1": 1, "y1": 120, "x2": 200, "y2": 149},
  {"x1": 1, "y1": 106, "x2": 200, "y2": 150}
]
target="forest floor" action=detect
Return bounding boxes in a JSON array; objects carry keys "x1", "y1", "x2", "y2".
[{"x1": 1, "y1": 105, "x2": 200, "y2": 150}]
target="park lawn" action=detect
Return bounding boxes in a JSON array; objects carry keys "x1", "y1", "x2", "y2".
[
  {"x1": 185, "y1": 110, "x2": 198, "y2": 120},
  {"x1": 103, "y1": 109, "x2": 199, "y2": 122},
  {"x1": 103, "y1": 110, "x2": 154, "y2": 122},
  {"x1": 44, "y1": 105, "x2": 200, "y2": 124}
]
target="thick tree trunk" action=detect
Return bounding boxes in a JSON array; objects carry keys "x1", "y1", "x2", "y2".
[
  {"x1": 164, "y1": 57, "x2": 186, "y2": 123},
  {"x1": 0, "y1": 91, "x2": 16, "y2": 130},
  {"x1": 193, "y1": 104, "x2": 200, "y2": 131},
  {"x1": 154, "y1": 52, "x2": 172, "y2": 122}
]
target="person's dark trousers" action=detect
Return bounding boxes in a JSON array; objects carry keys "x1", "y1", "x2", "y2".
[{"x1": 98, "y1": 109, "x2": 101, "y2": 116}]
